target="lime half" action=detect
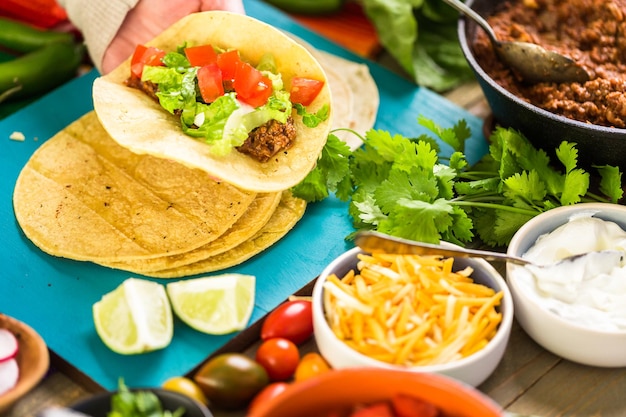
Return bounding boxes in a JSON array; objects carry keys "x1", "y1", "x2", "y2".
[
  {"x1": 93, "y1": 278, "x2": 173, "y2": 355},
  {"x1": 166, "y1": 274, "x2": 256, "y2": 335}
]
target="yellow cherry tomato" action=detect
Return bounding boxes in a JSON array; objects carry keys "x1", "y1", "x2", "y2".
[
  {"x1": 162, "y1": 376, "x2": 209, "y2": 405},
  {"x1": 293, "y1": 352, "x2": 331, "y2": 382}
]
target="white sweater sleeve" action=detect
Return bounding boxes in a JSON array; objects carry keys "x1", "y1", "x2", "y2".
[{"x1": 57, "y1": 0, "x2": 140, "y2": 73}]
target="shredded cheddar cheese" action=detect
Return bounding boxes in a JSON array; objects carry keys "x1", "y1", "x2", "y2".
[{"x1": 323, "y1": 253, "x2": 503, "y2": 366}]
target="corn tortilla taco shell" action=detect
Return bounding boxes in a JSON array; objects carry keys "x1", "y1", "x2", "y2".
[
  {"x1": 100, "y1": 191, "x2": 282, "y2": 273},
  {"x1": 314, "y1": 50, "x2": 379, "y2": 150},
  {"x1": 13, "y1": 111, "x2": 256, "y2": 262},
  {"x1": 92, "y1": 11, "x2": 332, "y2": 193},
  {"x1": 284, "y1": 32, "x2": 379, "y2": 150},
  {"x1": 135, "y1": 191, "x2": 307, "y2": 279}
]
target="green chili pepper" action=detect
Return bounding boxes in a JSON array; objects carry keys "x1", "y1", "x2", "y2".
[
  {"x1": 264, "y1": 0, "x2": 346, "y2": 15},
  {"x1": 0, "y1": 17, "x2": 75, "y2": 53},
  {"x1": 0, "y1": 41, "x2": 85, "y2": 103},
  {"x1": 0, "y1": 17, "x2": 85, "y2": 103}
]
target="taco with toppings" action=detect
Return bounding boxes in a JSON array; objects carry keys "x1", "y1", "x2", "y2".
[{"x1": 92, "y1": 11, "x2": 332, "y2": 193}]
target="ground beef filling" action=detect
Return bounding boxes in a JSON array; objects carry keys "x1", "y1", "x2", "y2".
[
  {"x1": 125, "y1": 78, "x2": 296, "y2": 162},
  {"x1": 237, "y1": 116, "x2": 296, "y2": 162},
  {"x1": 472, "y1": 0, "x2": 626, "y2": 128}
]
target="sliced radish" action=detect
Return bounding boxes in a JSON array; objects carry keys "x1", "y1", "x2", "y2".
[
  {"x1": 0, "y1": 329, "x2": 18, "y2": 363},
  {"x1": 0, "y1": 358, "x2": 19, "y2": 395}
]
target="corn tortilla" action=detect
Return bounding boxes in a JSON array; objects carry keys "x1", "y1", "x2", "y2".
[
  {"x1": 135, "y1": 191, "x2": 306, "y2": 279},
  {"x1": 99, "y1": 191, "x2": 282, "y2": 273},
  {"x1": 13, "y1": 111, "x2": 256, "y2": 262},
  {"x1": 92, "y1": 11, "x2": 332, "y2": 193}
]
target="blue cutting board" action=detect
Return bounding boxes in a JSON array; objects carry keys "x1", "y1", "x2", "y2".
[{"x1": 0, "y1": 0, "x2": 488, "y2": 390}]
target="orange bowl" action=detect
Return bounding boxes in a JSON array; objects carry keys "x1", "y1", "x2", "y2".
[
  {"x1": 0, "y1": 314, "x2": 50, "y2": 414},
  {"x1": 248, "y1": 368, "x2": 503, "y2": 417}
]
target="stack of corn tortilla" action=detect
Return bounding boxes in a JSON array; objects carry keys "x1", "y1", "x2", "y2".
[{"x1": 12, "y1": 12, "x2": 378, "y2": 278}]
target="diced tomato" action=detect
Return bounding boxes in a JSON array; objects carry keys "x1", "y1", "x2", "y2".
[
  {"x1": 217, "y1": 49, "x2": 242, "y2": 83},
  {"x1": 130, "y1": 44, "x2": 166, "y2": 79},
  {"x1": 350, "y1": 402, "x2": 394, "y2": 417},
  {"x1": 233, "y1": 60, "x2": 273, "y2": 107},
  {"x1": 390, "y1": 394, "x2": 439, "y2": 417},
  {"x1": 197, "y1": 63, "x2": 225, "y2": 103},
  {"x1": 290, "y1": 77, "x2": 325, "y2": 106},
  {"x1": 185, "y1": 44, "x2": 218, "y2": 67}
]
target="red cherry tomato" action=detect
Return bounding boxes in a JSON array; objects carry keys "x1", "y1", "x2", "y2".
[
  {"x1": 197, "y1": 63, "x2": 225, "y2": 103},
  {"x1": 293, "y1": 352, "x2": 331, "y2": 382},
  {"x1": 129, "y1": 44, "x2": 165, "y2": 79},
  {"x1": 247, "y1": 381, "x2": 290, "y2": 416},
  {"x1": 261, "y1": 299, "x2": 313, "y2": 345},
  {"x1": 184, "y1": 44, "x2": 218, "y2": 67},
  {"x1": 255, "y1": 337, "x2": 300, "y2": 381},
  {"x1": 289, "y1": 77, "x2": 325, "y2": 106}
]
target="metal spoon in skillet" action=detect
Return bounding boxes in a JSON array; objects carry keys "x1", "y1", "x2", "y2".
[{"x1": 442, "y1": 0, "x2": 590, "y2": 84}]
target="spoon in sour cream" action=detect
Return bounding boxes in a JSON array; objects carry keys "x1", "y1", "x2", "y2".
[{"x1": 354, "y1": 231, "x2": 624, "y2": 270}]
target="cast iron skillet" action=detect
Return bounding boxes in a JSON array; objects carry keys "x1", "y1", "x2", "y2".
[{"x1": 458, "y1": 0, "x2": 626, "y2": 171}]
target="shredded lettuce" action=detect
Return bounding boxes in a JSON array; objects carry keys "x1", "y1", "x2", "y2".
[{"x1": 139, "y1": 47, "x2": 295, "y2": 156}]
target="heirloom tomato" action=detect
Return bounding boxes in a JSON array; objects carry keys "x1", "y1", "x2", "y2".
[
  {"x1": 193, "y1": 352, "x2": 269, "y2": 409},
  {"x1": 261, "y1": 299, "x2": 313, "y2": 345},
  {"x1": 161, "y1": 376, "x2": 208, "y2": 405},
  {"x1": 293, "y1": 352, "x2": 331, "y2": 382},
  {"x1": 247, "y1": 381, "x2": 290, "y2": 415},
  {"x1": 255, "y1": 337, "x2": 300, "y2": 381}
]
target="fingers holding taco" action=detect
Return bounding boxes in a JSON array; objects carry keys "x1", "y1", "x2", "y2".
[{"x1": 93, "y1": 11, "x2": 332, "y2": 193}]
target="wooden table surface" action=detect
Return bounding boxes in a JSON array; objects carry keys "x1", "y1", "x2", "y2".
[{"x1": 5, "y1": 9, "x2": 626, "y2": 417}]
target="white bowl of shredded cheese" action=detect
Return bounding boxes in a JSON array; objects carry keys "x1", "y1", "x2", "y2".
[
  {"x1": 507, "y1": 203, "x2": 626, "y2": 367},
  {"x1": 312, "y1": 244, "x2": 513, "y2": 387}
]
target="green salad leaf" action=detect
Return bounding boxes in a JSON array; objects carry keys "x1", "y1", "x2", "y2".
[
  {"x1": 293, "y1": 118, "x2": 624, "y2": 247},
  {"x1": 140, "y1": 47, "x2": 294, "y2": 156},
  {"x1": 361, "y1": 0, "x2": 474, "y2": 91}
]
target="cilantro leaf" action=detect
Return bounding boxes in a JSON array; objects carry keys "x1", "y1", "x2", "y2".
[
  {"x1": 291, "y1": 134, "x2": 351, "y2": 202},
  {"x1": 292, "y1": 114, "x2": 624, "y2": 248},
  {"x1": 294, "y1": 103, "x2": 330, "y2": 127},
  {"x1": 595, "y1": 164, "x2": 624, "y2": 203}
]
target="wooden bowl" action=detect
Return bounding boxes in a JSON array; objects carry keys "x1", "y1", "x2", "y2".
[{"x1": 0, "y1": 314, "x2": 50, "y2": 413}]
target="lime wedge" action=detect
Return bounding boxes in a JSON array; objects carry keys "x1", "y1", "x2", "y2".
[
  {"x1": 93, "y1": 278, "x2": 173, "y2": 355},
  {"x1": 166, "y1": 274, "x2": 256, "y2": 335}
]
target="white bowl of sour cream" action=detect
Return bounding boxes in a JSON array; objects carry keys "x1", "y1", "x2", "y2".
[{"x1": 507, "y1": 203, "x2": 626, "y2": 367}]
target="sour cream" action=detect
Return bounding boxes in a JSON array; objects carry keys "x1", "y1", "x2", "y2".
[{"x1": 517, "y1": 214, "x2": 626, "y2": 331}]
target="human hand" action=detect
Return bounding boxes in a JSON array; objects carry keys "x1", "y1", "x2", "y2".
[{"x1": 102, "y1": 0, "x2": 245, "y2": 74}]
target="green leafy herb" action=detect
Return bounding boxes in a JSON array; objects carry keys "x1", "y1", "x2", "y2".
[
  {"x1": 291, "y1": 133, "x2": 352, "y2": 202},
  {"x1": 139, "y1": 44, "x2": 296, "y2": 156},
  {"x1": 293, "y1": 118, "x2": 624, "y2": 247},
  {"x1": 360, "y1": 0, "x2": 474, "y2": 91},
  {"x1": 294, "y1": 103, "x2": 330, "y2": 128},
  {"x1": 108, "y1": 379, "x2": 184, "y2": 417}
]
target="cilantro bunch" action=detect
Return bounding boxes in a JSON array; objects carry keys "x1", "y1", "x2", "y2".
[{"x1": 292, "y1": 117, "x2": 624, "y2": 247}]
